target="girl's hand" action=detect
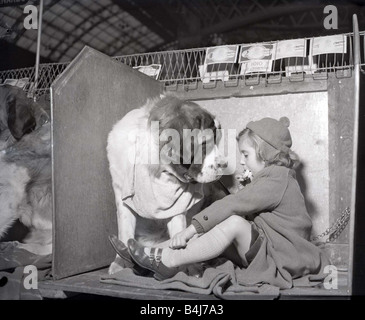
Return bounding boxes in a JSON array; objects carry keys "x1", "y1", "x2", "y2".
[{"x1": 169, "y1": 225, "x2": 197, "y2": 249}]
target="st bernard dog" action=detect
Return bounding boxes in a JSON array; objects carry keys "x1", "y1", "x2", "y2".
[
  {"x1": 107, "y1": 95, "x2": 227, "y2": 274},
  {"x1": 0, "y1": 85, "x2": 51, "y2": 255}
]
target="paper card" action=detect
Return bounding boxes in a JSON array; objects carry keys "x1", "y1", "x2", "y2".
[
  {"x1": 285, "y1": 56, "x2": 317, "y2": 77},
  {"x1": 204, "y1": 45, "x2": 239, "y2": 65},
  {"x1": 274, "y1": 39, "x2": 307, "y2": 60},
  {"x1": 239, "y1": 44, "x2": 276, "y2": 62},
  {"x1": 16, "y1": 78, "x2": 29, "y2": 88},
  {"x1": 238, "y1": 44, "x2": 276, "y2": 74},
  {"x1": 3, "y1": 78, "x2": 29, "y2": 88},
  {"x1": 133, "y1": 64, "x2": 162, "y2": 80},
  {"x1": 199, "y1": 65, "x2": 229, "y2": 83},
  {"x1": 205, "y1": 61, "x2": 238, "y2": 76},
  {"x1": 310, "y1": 34, "x2": 347, "y2": 56},
  {"x1": 239, "y1": 60, "x2": 273, "y2": 74},
  {"x1": 4, "y1": 78, "x2": 18, "y2": 86}
]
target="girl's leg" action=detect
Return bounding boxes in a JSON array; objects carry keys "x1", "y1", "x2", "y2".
[
  {"x1": 218, "y1": 215, "x2": 252, "y2": 266},
  {"x1": 152, "y1": 215, "x2": 252, "y2": 268}
]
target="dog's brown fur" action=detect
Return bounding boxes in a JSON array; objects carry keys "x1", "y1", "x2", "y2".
[{"x1": 0, "y1": 85, "x2": 51, "y2": 255}]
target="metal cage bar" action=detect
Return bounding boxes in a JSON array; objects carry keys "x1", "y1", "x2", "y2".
[
  {"x1": 348, "y1": 14, "x2": 361, "y2": 296},
  {"x1": 0, "y1": 31, "x2": 364, "y2": 99}
]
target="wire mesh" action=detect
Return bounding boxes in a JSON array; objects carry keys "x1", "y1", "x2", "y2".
[{"x1": 0, "y1": 32, "x2": 364, "y2": 99}]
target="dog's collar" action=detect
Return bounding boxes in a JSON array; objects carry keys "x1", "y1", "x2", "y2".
[
  {"x1": 164, "y1": 166, "x2": 195, "y2": 184},
  {"x1": 173, "y1": 171, "x2": 194, "y2": 184}
]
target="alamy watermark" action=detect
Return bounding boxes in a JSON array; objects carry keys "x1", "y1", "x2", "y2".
[
  {"x1": 23, "y1": 264, "x2": 38, "y2": 290},
  {"x1": 323, "y1": 265, "x2": 338, "y2": 290},
  {"x1": 324, "y1": 5, "x2": 338, "y2": 30},
  {"x1": 127, "y1": 121, "x2": 236, "y2": 175},
  {"x1": 20, "y1": 264, "x2": 339, "y2": 291},
  {"x1": 23, "y1": 4, "x2": 38, "y2": 30},
  {"x1": 1, "y1": 2, "x2": 340, "y2": 32}
]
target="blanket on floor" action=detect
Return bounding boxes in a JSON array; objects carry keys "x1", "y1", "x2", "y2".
[
  {"x1": 0, "y1": 241, "x2": 52, "y2": 300},
  {"x1": 100, "y1": 258, "x2": 328, "y2": 299}
]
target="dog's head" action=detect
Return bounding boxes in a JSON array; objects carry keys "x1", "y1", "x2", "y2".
[
  {"x1": 148, "y1": 96, "x2": 227, "y2": 183},
  {"x1": 0, "y1": 86, "x2": 36, "y2": 141}
]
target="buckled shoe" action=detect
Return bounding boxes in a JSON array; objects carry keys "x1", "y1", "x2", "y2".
[
  {"x1": 108, "y1": 235, "x2": 152, "y2": 276},
  {"x1": 127, "y1": 238, "x2": 181, "y2": 280}
]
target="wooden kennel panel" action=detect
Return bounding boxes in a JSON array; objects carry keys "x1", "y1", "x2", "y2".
[
  {"x1": 171, "y1": 73, "x2": 358, "y2": 294},
  {"x1": 51, "y1": 46, "x2": 163, "y2": 280}
]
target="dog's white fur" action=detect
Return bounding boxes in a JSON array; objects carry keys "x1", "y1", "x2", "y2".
[
  {"x1": 107, "y1": 97, "x2": 224, "y2": 274},
  {"x1": 0, "y1": 153, "x2": 30, "y2": 238}
]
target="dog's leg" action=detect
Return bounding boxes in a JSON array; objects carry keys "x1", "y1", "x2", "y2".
[
  {"x1": 118, "y1": 203, "x2": 137, "y2": 245},
  {"x1": 17, "y1": 242, "x2": 52, "y2": 256},
  {"x1": 17, "y1": 229, "x2": 52, "y2": 255},
  {"x1": 167, "y1": 213, "x2": 187, "y2": 239},
  {"x1": 108, "y1": 190, "x2": 137, "y2": 274}
]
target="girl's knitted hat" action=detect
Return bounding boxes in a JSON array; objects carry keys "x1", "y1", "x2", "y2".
[{"x1": 246, "y1": 117, "x2": 292, "y2": 160}]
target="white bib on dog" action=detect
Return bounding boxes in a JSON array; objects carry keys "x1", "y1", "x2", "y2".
[
  {"x1": 112, "y1": 106, "x2": 204, "y2": 219},
  {"x1": 124, "y1": 164, "x2": 204, "y2": 219}
]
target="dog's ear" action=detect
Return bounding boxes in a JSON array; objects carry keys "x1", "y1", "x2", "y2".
[
  {"x1": 6, "y1": 93, "x2": 36, "y2": 140},
  {"x1": 5, "y1": 94, "x2": 16, "y2": 114}
]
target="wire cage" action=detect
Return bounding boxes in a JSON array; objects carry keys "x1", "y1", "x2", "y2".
[{"x1": 1, "y1": 31, "x2": 364, "y2": 99}]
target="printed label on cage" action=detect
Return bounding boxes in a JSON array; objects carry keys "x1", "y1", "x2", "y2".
[
  {"x1": 239, "y1": 44, "x2": 276, "y2": 62},
  {"x1": 204, "y1": 45, "x2": 239, "y2": 65},
  {"x1": 199, "y1": 65, "x2": 229, "y2": 83},
  {"x1": 309, "y1": 34, "x2": 347, "y2": 56},
  {"x1": 133, "y1": 64, "x2": 162, "y2": 80},
  {"x1": 239, "y1": 60, "x2": 273, "y2": 74},
  {"x1": 274, "y1": 39, "x2": 307, "y2": 60},
  {"x1": 3, "y1": 78, "x2": 30, "y2": 89},
  {"x1": 285, "y1": 63, "x2": 317, "y2": 77},
  {"x1": 3, "y1": 79, "x2": 18, "y2": 86}
]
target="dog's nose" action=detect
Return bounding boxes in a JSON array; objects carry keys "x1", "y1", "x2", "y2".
[{"x1": 217, "y1": 159, "x2": 228, "y2": 169}]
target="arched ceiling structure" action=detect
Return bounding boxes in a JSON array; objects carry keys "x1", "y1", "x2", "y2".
[{"x1": 0, "y1": 0, "x2": 364, "y2": 64}]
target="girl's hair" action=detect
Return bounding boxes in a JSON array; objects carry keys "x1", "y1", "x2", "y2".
[{"x1": 237, "y1": 128, "x2": 300, "y2": 169}]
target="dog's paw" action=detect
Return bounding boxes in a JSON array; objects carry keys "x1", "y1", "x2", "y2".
[{"x1": 108, "y1": 257, "x2": 125, "y2": 275}]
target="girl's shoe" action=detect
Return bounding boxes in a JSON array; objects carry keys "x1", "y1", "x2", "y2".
[
  {"x1": 127, "y1": 238, "x2": 180, "y2": 280},
  {"x1": 108, "y1": 235, "x2": 134, "y2": 267},
  {"x1": 108, "y1": 235, "x2": 152, "y2": 276}
]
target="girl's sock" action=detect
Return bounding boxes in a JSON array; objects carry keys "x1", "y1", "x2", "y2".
[{"x1": 157, "y1": 225, "x2": 230, "y2": 267}]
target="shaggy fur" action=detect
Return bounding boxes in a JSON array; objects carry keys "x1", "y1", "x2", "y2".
[{"x1": 0, "y1": 86, "x2": 51, "y2": 256}]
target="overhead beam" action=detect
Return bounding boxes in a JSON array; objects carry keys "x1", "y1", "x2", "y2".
[{"x1": 46, "y1": 3, "x2": 122, "y2": 60}]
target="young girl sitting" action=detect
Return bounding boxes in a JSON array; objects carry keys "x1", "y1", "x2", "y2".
[{"x1": 122, "y1": 117, "x2": 331, "y2": 287}]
